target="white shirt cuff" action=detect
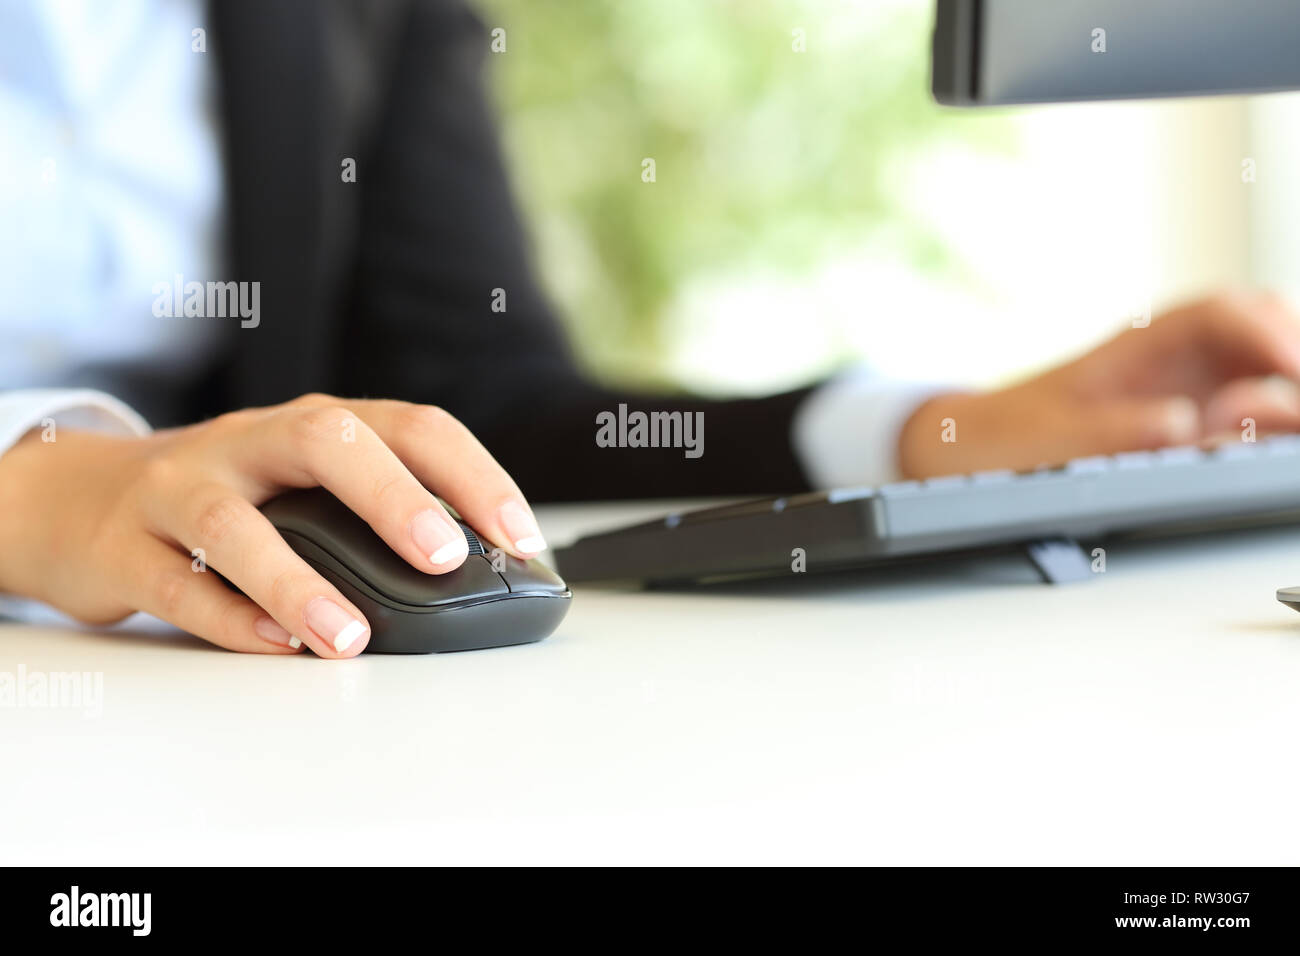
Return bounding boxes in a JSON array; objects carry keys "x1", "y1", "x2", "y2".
[
  {"x1": 792, "y1": 369, "x2": 954, "y2": 489},
  {"x1": 0, "y1": 388, "x2": 152, "y2": 457}
]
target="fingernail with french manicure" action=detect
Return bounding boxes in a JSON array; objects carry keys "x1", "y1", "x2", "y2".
[
  {"x1": 498, "y1": 499, "x2": 547, "y2": 555},
  {"x1": 255, "y1": 614, "x2": 301, "y2": 649},
  {"x1": 304, "y1": 597, "x2": 368, "y2": 653},
  {"x1": 411, "y1": 508, "x2": 469, "y2": 569}
]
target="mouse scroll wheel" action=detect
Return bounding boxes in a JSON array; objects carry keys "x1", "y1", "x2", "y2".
[{"x1": 456, "y1": 521, "x2": 486, "y2": 556}]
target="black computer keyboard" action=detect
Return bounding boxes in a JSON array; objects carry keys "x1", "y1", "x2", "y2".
[{"x1": 555, "y1": 436, "x2": 1300, "y2": 585}]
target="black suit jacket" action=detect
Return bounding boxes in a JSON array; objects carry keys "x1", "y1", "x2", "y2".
[{"x1": 149, "y1": 0, "x2": 817, "y2": 501}]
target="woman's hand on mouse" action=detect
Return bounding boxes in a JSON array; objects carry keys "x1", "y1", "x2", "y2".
[{"x1": 0, "y1": 393, "x2": 547, "y2": 658}]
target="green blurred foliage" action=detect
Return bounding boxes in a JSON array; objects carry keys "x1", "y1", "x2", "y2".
[{"x1": 473, "y1": 0, "x2": 1015, "y2": 383}]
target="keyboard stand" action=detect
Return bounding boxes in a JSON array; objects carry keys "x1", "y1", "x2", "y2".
[{"x1": 1023, "y1": 538, "x2": 1095, "y2": 585}]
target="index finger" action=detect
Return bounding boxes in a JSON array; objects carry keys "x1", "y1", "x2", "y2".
[
  {"x1": 1180, "y1": 291, "x2": 1300, "y2": 381},
  {"x1": 348, "y1": 400, "x2": 548, "y2": 559}
]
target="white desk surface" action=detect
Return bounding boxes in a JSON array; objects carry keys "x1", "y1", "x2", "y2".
[{"x1": 4, "y1": 500, "x2": 1300, "y2": 866}]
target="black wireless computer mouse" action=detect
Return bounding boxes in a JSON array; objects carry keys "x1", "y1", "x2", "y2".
[{"x1": 260, "y1": 488, "x2": 571, "y2": 653}]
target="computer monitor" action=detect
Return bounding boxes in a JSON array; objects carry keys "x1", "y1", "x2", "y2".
[{"x1": 932, "y1": 0, "x2": 1300, "y2": 106}]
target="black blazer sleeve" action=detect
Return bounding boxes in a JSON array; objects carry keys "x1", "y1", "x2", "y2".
[{"x1": 338, "y1": 0, "x2": 816, "y2": 502}]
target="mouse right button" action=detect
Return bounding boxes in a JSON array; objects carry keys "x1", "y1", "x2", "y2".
[{"x1": 498, "y1": 556, "x2": 570, "y2": 595}]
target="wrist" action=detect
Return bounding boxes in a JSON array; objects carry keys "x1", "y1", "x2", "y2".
[
  {"x1": 896, "y1": 391, "x2": 975, "y2": 480},
  {"x1": 0, "y1": 430, "x2": 135, "y2": 604},
  {"x1": 0, "y1": 430, "x2": 55, "y2": 598}
]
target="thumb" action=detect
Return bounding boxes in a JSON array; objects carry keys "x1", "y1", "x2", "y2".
[{"x1": 1075, "y1": 395, "x2": 1201, "y2": 456}]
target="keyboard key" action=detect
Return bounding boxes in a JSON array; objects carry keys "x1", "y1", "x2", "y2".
[
  {"x1": 1263, "y1": 434, "x2": 1300, "y2": 455},
  {"x1": 1156, "y1": 444, "x2": 1203, "y2": 466},
  {"x1": 1213, "y1": 441, "x2": 1259, "y2": 461},
  {"x1": 922, "y1": 475, "x2": 968, "y2": 491},
  {"x1": 971, "y1": 469, "x2": 1015, "y2": 485},
  {"x1": 1066, "y1": 456, "x2": 1111, "y2": 474},
  {"x1": 1113, "y1": 451, "x2": 1156, "y2": 469}
]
